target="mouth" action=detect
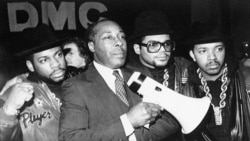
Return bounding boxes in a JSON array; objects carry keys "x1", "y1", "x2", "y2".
[
  {"x1": 113, "y1": 52, "x2": 126, "y2": 58},
  {"x1": 207, "y1": 64, "x2": 220, "y2": 69},
  {"x1": 156, "y1": 55, "x2": 168, "y2": 60},
  {"x1": 52, "y1": 70, "x2": 65, "y2": 78}
]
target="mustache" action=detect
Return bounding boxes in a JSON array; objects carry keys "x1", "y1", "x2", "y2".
[
  {"x1": 206, "y1": 60, "x2": 221, "y2": 67},
  {"x1": 157, "y1": 52, "x2": 169, "y2": 57},
  {"x1": 51, "y1": 68, "x2": 66, "y2": 76}
]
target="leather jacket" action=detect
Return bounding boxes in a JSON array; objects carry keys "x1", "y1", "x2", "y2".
[
  {"x1": 182, "y1": 61, "x2": 250, "y2": 141},
  {"x1": 0, "y1": 73, "x2": 63, "y2": 141},
  {"x1": 126, "y1": 56, "x2": 191, "y2": 93},
  {"x1": 126, "y1": 56, "x2": 191, "y2": 141}
]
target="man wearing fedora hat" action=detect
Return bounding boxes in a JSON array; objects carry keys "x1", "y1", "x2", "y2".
[
  {"x1": 127, "y1": 10, "x2": 191, "y2": 140},
  {"x1": 128, "y1": 10, "x2": 191, "y2": 95},
  {"x1": 0, "y1": 24, "x2": 67, "y2": 141},
  {"x1": 182, "y1": 22, "x2": 250, "y2": 141}
]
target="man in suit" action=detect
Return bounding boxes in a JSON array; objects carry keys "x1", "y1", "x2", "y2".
[{"x1": 59, "y1": 19, "x2": 179, "y2": 141}]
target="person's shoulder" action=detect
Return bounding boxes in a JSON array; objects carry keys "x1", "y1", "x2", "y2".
[
  {"x1": 174, "y1": 56, "x2": 192, "y2": 66},
  {"x1": 63, "y1": 72, "x2": 89, "y2": 87},
  {"x1": 174, "y1": 56, "x2": 191, "y2": 63},
  {"x1": 125, "y1": 62, "x2": 150, "y2": 76}
]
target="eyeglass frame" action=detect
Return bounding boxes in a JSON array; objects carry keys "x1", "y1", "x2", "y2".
[{"x1": 138, "y1": 40, "x2": 175, "y2": 53}]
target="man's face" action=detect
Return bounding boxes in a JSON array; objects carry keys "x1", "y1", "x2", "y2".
[
  {"x1": 189, "y1": 42, "x2": 225, "y2": 79},
  {"x1": 134, "y1": 34, "x2": 172, "y2": 69},
  {"x1": 64, "y1": 43, "x2": 86, "y2": 68},
  {"x1": 27, "y1": 47, "x2": 66, "y2": 83},
  {"x1": 88, "y1": 20, "x2": 127, "y2": 69}
]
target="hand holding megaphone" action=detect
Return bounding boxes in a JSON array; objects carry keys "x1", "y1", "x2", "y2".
[{"x1": 127, "y1": 71, "x2": 211, "y2": 134}]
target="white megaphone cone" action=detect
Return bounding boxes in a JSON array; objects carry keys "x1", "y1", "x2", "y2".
[{"x1": 127, "y1": 72, "x2": 211, "y2": 134}]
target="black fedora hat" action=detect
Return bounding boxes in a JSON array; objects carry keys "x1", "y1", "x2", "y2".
[
  {"x1": 188, "y1": 21, "x2": 229, "y2": 47},
  {"x1": 16, "y1": 24, "x2": 66, "y2": 57},
  {"x1": 129, "y1": 10, "x2": 174, "y2": 42}
]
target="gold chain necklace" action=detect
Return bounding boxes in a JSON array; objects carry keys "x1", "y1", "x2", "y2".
[
  {"x1": 163, "y1": 69, "x2": 169, "y2": 87},
  {"x1": 197, "y1": 64, "x2": 229, "y2": 125}
]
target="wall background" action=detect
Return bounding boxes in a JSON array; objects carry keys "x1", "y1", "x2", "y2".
[{"x1": 0, "y1": 0, "x2": 249, "y2": 87}]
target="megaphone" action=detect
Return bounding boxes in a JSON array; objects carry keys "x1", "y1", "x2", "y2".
[{"x1": 127, "y1": 71, "x2": 211, "y2": 134}]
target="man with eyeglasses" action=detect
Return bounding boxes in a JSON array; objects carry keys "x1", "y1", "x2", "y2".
[
  {"x1": 128, "y1": 10, "x2": 191, "y2": 94},
  {"x1": 127, "y1": 10, "x2": 191, "y2": 140}
]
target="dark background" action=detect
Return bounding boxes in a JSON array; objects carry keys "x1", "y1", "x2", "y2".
[{"x1": 0, "y1": 0, "x2": 249, "y2": 88}]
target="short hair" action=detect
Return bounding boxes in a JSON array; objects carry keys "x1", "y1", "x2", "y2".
[
  {"x1": 62, "y1": 37, "x2": 92, "y2": 64},
  {"x1": 85, "y1": 18, "x2": 119, "y2": 43}
]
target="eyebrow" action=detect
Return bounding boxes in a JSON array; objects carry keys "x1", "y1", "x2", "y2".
[
  {"x1": 215, "y1": 44, "x2": 225, "y2": 47},
  {"x1": 99, "y1": 30, "x2": 125, "y2": 36},
  {"x1": 54, "y1": 49, "x2": 63, "y2": 55},
  {"x1": 200, "y1": 44, "x2": 225, "y2": 49},
  {"x1": 37, "y1": 49, "x2": 62, "y2": 59}
]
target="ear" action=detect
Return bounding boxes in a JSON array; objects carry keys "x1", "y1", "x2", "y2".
[
  {"x1": 133, "y1": 44, "x2": 141, "y2": 55},
  {"x1": 88, "y1": 42, "x2": 95, "y2": 53},
  {"x1": 189, "y1": 50, "x2": 196, "y2": 62},
  {"x1": 26, "y1": 60, "x2": 35, "y2": 72}
]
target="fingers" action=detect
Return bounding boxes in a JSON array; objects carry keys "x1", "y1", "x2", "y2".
[
  {"x1": 143, "y1": 102, "x2": 162, "y2": 123},
  {"x1": 0, "y1": 75, "x2": 25, "y2": 96},
  {"x1": 15, "y1": 87, "x2": 34, "y2": 109},
  {"x1": 18, "y1": 83, "x2": 34, "y2": 101},
  {"x1": 23, "y1": 89, "x2": 34, "y2": 101},
  {"x1": 8, "y1": 82, "x2": 34, "y2": 106},
  {"x1": 16, "y1": 82, "x2": 33, "y2": 91},
  {"x1": 2, "y1": 82, "x2": 34, "y2": 116}
]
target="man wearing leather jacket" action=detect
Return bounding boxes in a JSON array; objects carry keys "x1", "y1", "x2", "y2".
[
  {"x1": 0, "y1": 24, "x2": 67, "y2": 141},
  {"x1": 182, "y1": 22, "x2": 250, "y2": 141},
  {"x1": 127, "y1": 10, "x2": 191, "y2": 141}
]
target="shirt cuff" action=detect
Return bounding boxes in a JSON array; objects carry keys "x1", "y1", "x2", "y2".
[{"x1": 120, "y1": 113, "x2": 135, "y2": 137}]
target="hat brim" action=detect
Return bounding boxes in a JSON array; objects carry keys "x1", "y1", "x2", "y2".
[
  {"x1": 128, "y1": 28, "x2": 174, "y2": 42},
  {"x1": 15, "y1": 38, "x2": 67, "y2": 57},
  {"x1": 187, "y1": 36, "x2": 231, "y2": 47},
  {"x1": 191, "y1": 37, "x2": 229, "y2": 45}
]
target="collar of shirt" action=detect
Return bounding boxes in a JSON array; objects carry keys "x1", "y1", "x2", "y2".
[{"x1": 93, "y1": 61, "x2": 123, "y2": 93}]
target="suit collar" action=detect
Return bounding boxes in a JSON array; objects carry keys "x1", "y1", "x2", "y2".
[
  {"x1": 85, "y1": 63, "x2": 141, "y2": 115},
  {"x1": 85, "y1": 63, "x2": 131, "y2": 117},
  {"x1": 86, "y1": 63, "x2": 133, "y2": 82}
]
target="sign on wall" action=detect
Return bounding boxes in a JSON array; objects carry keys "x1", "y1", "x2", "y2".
[{"x1": 0, "y1": 0, "x2": 191, "y2": 54}]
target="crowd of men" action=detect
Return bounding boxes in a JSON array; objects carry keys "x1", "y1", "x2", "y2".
[{"x1": 0, "y1": 10, "x2": 250, "y2": 141}]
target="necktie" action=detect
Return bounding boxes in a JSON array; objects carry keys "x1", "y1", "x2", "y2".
[{"x1": 113, "y1": 70, "x2": 129, "y2": 106}]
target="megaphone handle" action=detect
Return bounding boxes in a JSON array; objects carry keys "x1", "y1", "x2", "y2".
[{"x1": 184, "y1": 106, "x2": 217, "y2": 141}]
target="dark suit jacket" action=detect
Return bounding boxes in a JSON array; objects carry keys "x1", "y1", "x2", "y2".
[{"x1": 59, "y1": 63, "x2": 179, "y2": 141}]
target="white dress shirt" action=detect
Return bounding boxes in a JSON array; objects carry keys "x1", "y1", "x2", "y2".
[{"x1": 93, "y1": 61, "x2": 137, "y2": 141}]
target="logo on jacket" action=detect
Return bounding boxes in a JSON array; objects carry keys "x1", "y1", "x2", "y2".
[{"x1": 20, "y1": 111, "x2": 52, "y2": 128}]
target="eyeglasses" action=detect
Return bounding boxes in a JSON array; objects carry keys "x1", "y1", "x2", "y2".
[{"x1": 139, "y1": 40, "x2": 175, "y2": 53}]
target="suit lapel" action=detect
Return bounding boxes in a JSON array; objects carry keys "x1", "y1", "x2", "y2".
[
  {"x1": 86, "y1": 64, "x2": 130, "y2": 118},
  {"x1": 121, "y1": 68, "x2": 142, "y2": 108}
]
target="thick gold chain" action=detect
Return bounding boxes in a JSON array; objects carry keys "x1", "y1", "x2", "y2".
[{"x1": 197, "y1": 64, "x2": 229, "y2": 109}]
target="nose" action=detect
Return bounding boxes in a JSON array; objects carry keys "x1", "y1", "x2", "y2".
[
  {"x1": 159, "y1": 45, "x2": 166, "y2": 52},
  {"x1": 114, "y1": 37, "x2": 124, "y2": 47},
  {"x1": 51, "y1": 58, "x2": 60, "y2": 68},
  {"x1": 208, "y1": 50, "x2": 216, "y2": 60},
  {"x1": 65, "y1": 54, "x2": 70, "y2": 62}
]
